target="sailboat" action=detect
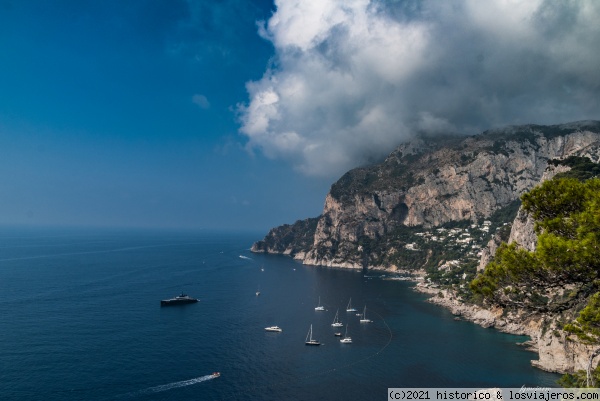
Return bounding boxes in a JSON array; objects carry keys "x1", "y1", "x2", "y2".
[
  {"x1": 359, "y1": 305, "x2": 372, "y2": 323},
  {"x1": 346, "y1": 298, "x2": 357, "y2": 312},
  {"x1": 331, "y1": 308, "x2": 343, "y2": 327},
  {"x1": 340, "y1": 324, "x2": 352, "y2": 343},
  {"x1": 305, "y1": 324, "x2": 321, "y2": 346},
  {"x1": 315, "y1": 296, "x2": 325, "y2": 311}
]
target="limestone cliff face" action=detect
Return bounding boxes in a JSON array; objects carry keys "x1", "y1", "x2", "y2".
[
  {"x1": 533, "y1": 330, "x2": 596, "y2": 374},
  {"x1": 253, "y1": 120, "x2": 600, "y2": 375},
  {"x1": 507, "y1": 164, "x2": 573, "y2": 249},
  {"x1": 251, "y1": 217, "x2": 319, "y2": 259},
  {"x1": 478, "y1": 163, "x2": 573, "y2": 270},
  {"x1": 254, "y1": 121, "x2": 600, "y2": 269}
]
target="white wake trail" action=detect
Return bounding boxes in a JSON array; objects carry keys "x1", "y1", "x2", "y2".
[
  {"x1": 141, "y1": 374, "x2": 215, "y2": 393},
  {"x1": 121, "y1": 374, "x2": 216, "y2": 398}
]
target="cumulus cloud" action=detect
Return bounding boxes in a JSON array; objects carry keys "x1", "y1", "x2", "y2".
[
  {"x1": 238, "y1": 0, "x2": 600, "y2": 177},
  {"x1": 192, "y1": 94, "x2": 210, "y2": 109}
]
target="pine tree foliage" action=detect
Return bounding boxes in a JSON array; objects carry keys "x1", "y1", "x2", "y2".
[
  {"x1": 558, "y1": 365, "x2": 600, "y2": 388},
  {"x1": 471, "y1": 178, "x2": 600, "y2": 313},
  {"x1": 564, "y1": 292, "x2": 600, "y2": 344}
]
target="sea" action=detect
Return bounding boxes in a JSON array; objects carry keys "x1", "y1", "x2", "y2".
[{"x1": 0, "y1": 227, "x2": 559, "y2": 401}]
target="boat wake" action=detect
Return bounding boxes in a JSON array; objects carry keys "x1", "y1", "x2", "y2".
[
  {"x1": 123, "y1": 374, "x2": 217, "y2": 398},
  {"x1": 239, "y1": 255, "x2": 252, "y2": 260}
]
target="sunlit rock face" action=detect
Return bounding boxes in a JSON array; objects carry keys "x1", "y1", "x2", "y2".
[{"x1": 253, "y1": 121, "x2": 600, "y2": 269}]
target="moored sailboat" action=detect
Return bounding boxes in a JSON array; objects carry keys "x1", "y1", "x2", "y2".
[
  {"x1": 305, "y1": 324, "x2": 321, "y2": 346},
  {"x1": 340, "y1": 324, "x2": 352, "y2": 343},
  {"x1": 315, "y1": 296, "x2": 325, "y2": 311},
  {"x1": 331, "y1": 308, "x2": 343, "y2": 327},
  {"x1": 346, "y1": 298, "x2": 357, "y2": 312},
  {"x1": 359, "y1": 305, "x2": 372, "y2": 323}
]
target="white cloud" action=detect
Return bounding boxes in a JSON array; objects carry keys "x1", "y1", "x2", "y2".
[
  {"x1": 239, "y1": 0, "x2": 600, "y2": 178},
  {"x1": 192, "y1": 94, "x2": 210, "y2": 109}
]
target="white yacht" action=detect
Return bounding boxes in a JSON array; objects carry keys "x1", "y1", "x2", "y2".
[{"x1": 264, "y1": 326, "x2": 282, "y2": 332}]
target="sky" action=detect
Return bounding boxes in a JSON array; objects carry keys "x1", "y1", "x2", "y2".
[{"x1": 1, "y1": 0, "x2": 600, "y2": 232}]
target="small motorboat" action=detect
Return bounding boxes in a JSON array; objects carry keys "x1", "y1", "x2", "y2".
[
  {"x1": 212, "y1": 372, "x2": 220, "y2": 378},
  {"x1": 265, "y1": 326, "x2": 283, "y2": 332}
]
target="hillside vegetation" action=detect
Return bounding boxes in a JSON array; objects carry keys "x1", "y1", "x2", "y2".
[{"x1": 471, "y1": 159, "x2": 600, "y2": 385}]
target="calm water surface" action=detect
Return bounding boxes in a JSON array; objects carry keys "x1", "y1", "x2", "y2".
[{"x1": 0, "y1": 228, "x2": 559, "y2": 400}]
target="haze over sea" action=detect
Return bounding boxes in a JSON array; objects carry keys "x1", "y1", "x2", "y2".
[{"x1": 0, "y1": 227, "x2": 558, "y2": 401}]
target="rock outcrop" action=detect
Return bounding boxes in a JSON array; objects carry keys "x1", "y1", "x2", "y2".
[
  {"x1": 253, "y1": 121, "x2": 600, "y2": 271},
  {"x1": 416, "y1": 284, "x2": 597, "y2": 374},
  {"x1": 250, "y1": 217, "x2": 319, "y2": 259},
  {"x1": 425, "y1": 156, "x2": 600, "y2": 375},
  {"x1": 253, "y1": 120, "x2": 600, "y2": 375}
]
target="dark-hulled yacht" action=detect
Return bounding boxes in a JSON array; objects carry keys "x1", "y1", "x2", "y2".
[{"x1": 160, "y1": 292, "x2": 199, "y2": 306}]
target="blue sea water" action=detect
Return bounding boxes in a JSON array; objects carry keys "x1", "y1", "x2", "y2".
[{"x1": 0, "y1": 228, "x2": 559, "y2": 401}]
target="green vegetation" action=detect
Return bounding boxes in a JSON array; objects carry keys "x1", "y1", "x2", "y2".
[
  {"x1": 471, "y1": 175, "x2": 600, "y2": 387},
  {"x1": 561, "y1": 294, "x2": 600, "y2": 386},
  {"x1": 460, "y1": 153, "x2": 476, "y2": 164},
  {"x1": 558, "y1": 366, "x2": 600, "y2": 388},
  {"x1": 491, "y1": 140, "x2": 510, "y2": 156},
  {"x1": 512, "y1": 129, "x2": 539, "y2": 145},
  {"x1": 255, "y1": 217, "x2": 320, "y2": 254},
  {"x1": 487, "y1": 199, "x2": 521, "y2": 227},
  {"x1": 329, "y1": 167, "x2": 378, "y2": 202},
  {"x1": 564, "y1": 292, "x2": 600, "y2": 345},
  {"x1": 549, "y1": 156, "x2": 600, "y2": 181},
  {"x1": 471, "y1": 177, "x2": 600, "y2": 313}
]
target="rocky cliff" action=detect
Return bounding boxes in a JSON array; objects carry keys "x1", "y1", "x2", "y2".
[
  {"x1": 253, "y1": 121, "x2": 600, "y2": 272},
  {"x1": 415, "y1": 283, "x2": 597, "y2": 374},
  {"x1": 463, "y1": 158, "x2": 600, "y2": 374},
  {"x1": 253, "y1": 120, "x2": 600, "y2": 375}
]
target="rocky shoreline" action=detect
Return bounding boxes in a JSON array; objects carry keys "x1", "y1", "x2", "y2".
[{"x1": 410, "y1": 278, "x2": 595, "y2": 375}]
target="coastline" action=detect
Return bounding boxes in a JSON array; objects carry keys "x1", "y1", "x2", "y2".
[
  {"x1": 253, "y1": 247, "x2": 597, "y2": 376},
  {"x1": 305, "y1": 260, "x2": 596, "y2": 376},
  {"x1": 409, "y1": 275, "x2": 595, "y2": 375}
]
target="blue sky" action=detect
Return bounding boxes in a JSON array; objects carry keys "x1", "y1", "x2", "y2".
[
  {"x1": 0, "y1": 0, "x2": 330, "y2": 231},
  {"x1": 1, "y1": 0, "x2": 599, "y2": 231}
]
